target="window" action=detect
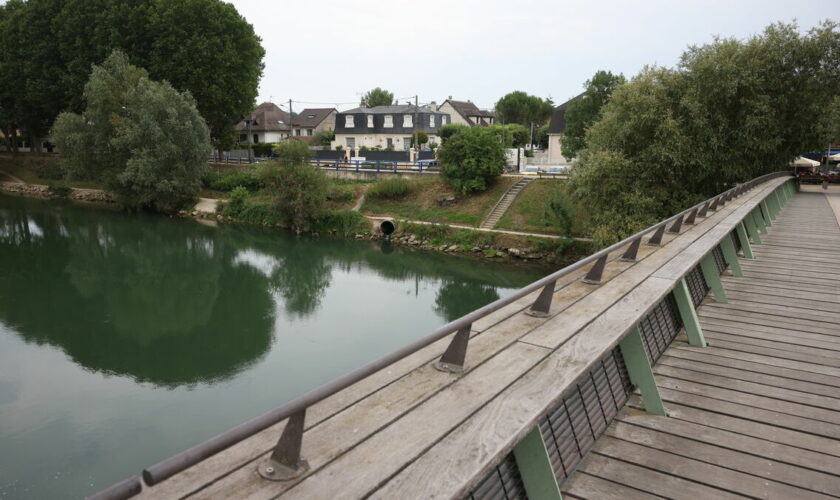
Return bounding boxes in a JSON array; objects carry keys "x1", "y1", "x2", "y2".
[
  {"x1": 442, "y1": 116, "x2": 448, "y2": 125},
  {"x1": 345, "y1": 115, "x2": 354, "y2": 128},
  {"x1": 387, "y1": 138, "x2": 393, "y2": 148},
  {"x1": 384, "y1": 115, "x2": 393, "y2": 128},
  {"x1": 404, "y1": 137, "x2": 412, "y2": 150},
  {"x1": 253, "y1": 134, "x2": 259, "y2": 143},
  {"x1": 367, "y1": 115, "x2": 373, "y2": 128},
  {"x1": 295, "y1": 129, "x2": 301, "y2": 136},
  {"x1": 403, "y1": 115, "x2": 412, "y2": 128},
  {"x1": 306, "y1": 114, "x2": 315, "y2": 119},
  {"x1": 346, "y1": 137, "x2": 355, "y2": 148},
  {"x1": 307, "y1": 129, "x2": 313, "y2": 136},
  {"x1": 429, "y1": 115, "x2": 435, "y2": 128}
]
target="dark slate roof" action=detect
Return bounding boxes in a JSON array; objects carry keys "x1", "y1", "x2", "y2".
[
  {"x1": 235, "y1": 102, "x2": 290, "y2": 132},
  {"x1": 547, "y1": 94, "x2": 584, "y2": 134},
  {"x1": 335, "y1": 106, "x2": 450, "y2": 134},
  {"x1": 291, "y1": 108, "x2": 336, "y2": 128},
  {"x1": 341, "y1": 104, "x2": 438, "y2": 114}
]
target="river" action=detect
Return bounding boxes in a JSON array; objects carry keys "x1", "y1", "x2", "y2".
[{"x1": 0, "y1": 194, "x2": 551, "y2": 499}]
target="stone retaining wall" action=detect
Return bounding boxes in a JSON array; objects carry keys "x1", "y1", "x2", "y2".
[{"x1": 0, "y1": 181, "x2": 114, "y2": 203}]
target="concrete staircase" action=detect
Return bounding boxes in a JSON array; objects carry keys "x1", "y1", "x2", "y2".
[{"x1": 480, "y1": 177, "x2": 533, "y2": 229}]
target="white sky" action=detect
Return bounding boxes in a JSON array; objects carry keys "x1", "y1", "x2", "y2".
[{"x1": 227, "y1": 0, "x2": 836, "y2": 111}]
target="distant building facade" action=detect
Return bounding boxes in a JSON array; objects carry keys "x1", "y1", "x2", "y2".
[
  {"x1": 546, "y1": 96, "x2": 580, "y2": 163},
  {"x1": 332, "y1": 105, "x2": 450, "y2": 151},
  {"x1": 436, "y1": 98, "x2": 495, "y2": 126},
  {"x1": 235, "y1": 103, "x2": 336, "y2": 144}
]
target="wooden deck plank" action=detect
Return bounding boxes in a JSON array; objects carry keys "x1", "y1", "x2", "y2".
[
  {"x1": 562, "y1": 471, "x2": 662, "y2": 500},
  {"x1": 702, "y1": 324, "x2": 840, "y2": 354}
]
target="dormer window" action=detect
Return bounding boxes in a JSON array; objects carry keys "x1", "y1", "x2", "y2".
[
  {"x1": 384, "y1": 115, "x2": 393, "y2": 128},
  {"x1": 429, "y1": 115, "x2": 435, "y2": 128},
  {"x1": 442, "y1": 116, "x2": 448, "y2": 125},
  {"x1": 306, "y1": 114, "x2": 315, "y2": 119},
  {"x1": 345, "y1": 115, "x2": 354, "y2": 128},
  {"x1": 277, "y1": 120, "x2": 284, "y2": 124},
  {"x1": 403, "y1": 115, "x2": 412, "y2": 128},
  {"x1": 367, "y1": 115, "x2": 373, "y2": 128}
]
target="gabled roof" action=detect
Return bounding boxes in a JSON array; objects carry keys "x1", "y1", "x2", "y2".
[
  {"x1": 439, "y1": 99, "x2": 495, "y2": 126},
  {"x1": 547, "y1": 94, "x2": 584, "y2": 135},
  {"x1": 291, "y1": 108, "x2": 336, "y2": 128},
  {"x1": 235, "y1": 102, "x2": 290, "y2": 132}
]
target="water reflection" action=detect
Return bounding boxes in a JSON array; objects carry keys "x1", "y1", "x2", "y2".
[{"x1": 0, "y1": 196, "x2": 549, "y2": 389}]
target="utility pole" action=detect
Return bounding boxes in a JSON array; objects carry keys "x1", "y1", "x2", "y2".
[
  {"x1": 289, "y1": 99, "x2": 294, "y2": 141},
  {"x1": 414, "y1": 95, "x2": 419, "y2": 156}
]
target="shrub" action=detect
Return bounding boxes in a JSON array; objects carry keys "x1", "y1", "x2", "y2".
[
  {"x1": 47, "y1": 183, "x2": 72, "y2": 198},
  {"x1": 438, "y1": 127, "x2": 505, "y2": 194},
  {"x1": 250, "y1": 143, "x2": 275, "y2": 157},
  {"x1": 366, "y1": 178, "x2": 414, "y2": 199},
  {"x1": 273, "y1": 140, "x2": 313, "y2": 165},
  {"x1": 36, "y1": 162, "x2": 66, "y2": 180},
  {"x1": 326, "y1": 184, "x2": 355, "y2": 204},
  {"x1": 204, "y1": 169, "x2": 263, "y2": 191},
  {"x1": 524, "y1": 149, "x2": 534, "y2": 158},
  {"x1": 542, "y1": 187, "x2": 575, "y2": 236},
  {"x1": 316, "y1": 210, "x2": 369, "y2": 236},
  {"x1": 438, "y1": 123, "x2": 468, "y2": 144},
  {"x1": 228, "y1": 186, "x2": 248, "y2": 212},
  {"x1": 258, "y1": 161, "x2": 328, "y2": 233}
]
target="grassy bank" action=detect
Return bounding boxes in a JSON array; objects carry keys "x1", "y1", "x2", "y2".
[
  {"x1": 0, "y1": 155, "x2": 100, "y2": 188},
  {"x1": 360, "y1": 176, "x2": 517, "y2": 226},
  {"x1": 495, "y1": 179, "x2": 590, "y2": 237}
]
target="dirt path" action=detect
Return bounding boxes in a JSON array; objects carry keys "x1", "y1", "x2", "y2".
[
  {"x1": 0, "y1": 169, "x2": 26, "y2": 184},
  {"x1": 194, "y1": 198, "x2": 221, "y2": 214}
]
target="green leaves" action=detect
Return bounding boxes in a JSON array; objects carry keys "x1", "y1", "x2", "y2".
[
  {"x1": 51, "y1": 50, "x2": 211, "y2": 212},
  {"x1": 439, "y1": 127, "x2": 506, "y2": 195},
  {"x1": 362, "y1": 88, "x2": 395, "y2": 107},
  {"x1": 562, "y1": 70, "x2": 625, "y2": 159},
  {"x1": 494, "y1": 91, "x2": 554, "y2": 127}
]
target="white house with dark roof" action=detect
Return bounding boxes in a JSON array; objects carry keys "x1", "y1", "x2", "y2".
[
  {"x1": 331, "y1": 105, "x2": 450, "y2": 151},
  {"x1": 436, "y1": 98, "x2": 495, "y2": 126},
  {"x1": 546, "y1": 95, "x2": 582, "y2": 163}
]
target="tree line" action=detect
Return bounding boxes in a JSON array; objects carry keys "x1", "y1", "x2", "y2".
[{"x1": 0, "y1": 0, "x2": 264, "y2": 157}]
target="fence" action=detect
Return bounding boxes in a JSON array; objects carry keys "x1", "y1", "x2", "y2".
[{"x1": 92, "y1": 171, "x2": 793, "y2": 500}]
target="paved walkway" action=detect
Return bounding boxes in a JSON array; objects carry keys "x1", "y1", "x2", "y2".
[
  {"x1": 365, "y1": 215, "x2": 591, "y2": 241},
  {"x1": 563, "y1": 189, "x2": 840, "y2": 498}
]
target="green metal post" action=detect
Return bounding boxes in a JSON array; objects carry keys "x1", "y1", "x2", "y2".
[
  {"x1": 619, "y1": 327, "x2": 666, "y2": 416},
  {"x1": 767, "y1": 192, "x2": 780, "y2": 218},
  {"x1": 673, "y1": 279, "x2": 707, "y2": 347},
  {"x1": 513, "y1": 426, "x2": 563, "y2": 500},
  {"x1": 699, "y1": 253, "x2": 727, "y2": 303},
  {"x1": 773, "y1": 190, "x2": 784, "y2": 213},
  {"x1": 752, "y1": 208, "x2": 767, "y2": 234},
  {"x1": 761, "y1": 200, "x2": 774, "y2": 223},
  {"x1": 736, "y1": 222, "x2": 755, "y2": 259},
  {"x1": 720, "y1": 233, "x2": 743, "y2": 277},
  {"x1": 744, "y1": 212, "x2": 762, "y2": 244}
]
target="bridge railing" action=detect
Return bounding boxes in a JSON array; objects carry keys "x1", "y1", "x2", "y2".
[{"x1": 91, "y1": 171, "x2": 793, "y2": 500}]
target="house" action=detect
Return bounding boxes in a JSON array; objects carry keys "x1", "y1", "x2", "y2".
[
  {"x1": 436, "y1": 98, "x2": 495, "y2": 126},
  {"x1": 235, "y1": 102, "x2": 291, "y2": 144},
  {"x1": 332, "y1": 105, "x2": 450, "y2": 151},
  {"x1": 234, "y1": 103, "x2": 337, "y2": 144},
  {"x1": 546, "y1": 96, "x2": 581, "y2": 163}
]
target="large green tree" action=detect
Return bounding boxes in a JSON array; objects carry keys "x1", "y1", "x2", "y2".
[
  {"x1": 570, "y1": 21, "x2": 840, "y2": 246},
  {"x1": 0, "y1": 0, "x2": 264, "y2": 155},
  {"x1": 362, "y1": 87, "x2": 395, "y2": 107},
  {"x1": 562, "y1": 70, "x2": 626, "y2": 159},
  {"x1": 494, "y1": 91, "x2": 554, "y2": 127},
  {"x1": 52, "y1": 51, "x2": 211, "y2": 212}
]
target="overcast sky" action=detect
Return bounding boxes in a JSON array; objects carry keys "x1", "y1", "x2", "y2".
[{"x1": 227, "y1": 0, "x2": 836, "y2": 111}]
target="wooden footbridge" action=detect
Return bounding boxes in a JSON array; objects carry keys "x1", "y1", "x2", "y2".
[{"x1": 94, "y1": 173, "x2": 840, "y2": 500}]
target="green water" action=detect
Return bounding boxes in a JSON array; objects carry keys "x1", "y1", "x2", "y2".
[{"x1": 0, "y1": 194, "x2": 550, "y2": 499}]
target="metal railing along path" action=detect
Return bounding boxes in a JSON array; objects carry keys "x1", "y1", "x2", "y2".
[{"x1": 89, "y1": 171, "x2": 791, "y2": 500}]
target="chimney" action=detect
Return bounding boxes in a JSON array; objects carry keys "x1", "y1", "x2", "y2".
[{"x1": 448, "y1": 95, "x2": 452, "y2": 100}]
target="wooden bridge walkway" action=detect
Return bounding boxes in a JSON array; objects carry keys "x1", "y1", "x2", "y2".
[
  {"x1": 101, "y1": 177, "x2": 840, "y2": 500},
  {"x1": 564, "y1": 189, "x2": 840, "y2": 498}
]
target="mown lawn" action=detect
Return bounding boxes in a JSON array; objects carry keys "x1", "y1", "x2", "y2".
[
  {"x1": 360, "y1": 176, "x2": 518, "y2": 227},
  {"x1": 495, "y1": 179, "x2": 590, "y2": 237},
  {"x1": 0, "y1": 155, "x2": 100, "y2": 188}
]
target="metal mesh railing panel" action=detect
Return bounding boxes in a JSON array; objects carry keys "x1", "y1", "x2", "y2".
[
  {"x1": 467, "y1": 453, "x2": 527, "y2": 500},
  {"x1": 685, "y1": 265, "x2": 709, "y2": 307},
  {"x1": 732, "y1": 229, "x2": 743, "y2": 253},
  {"x1": 637, "y1": 294, "x2": 683, "y2": 363}
]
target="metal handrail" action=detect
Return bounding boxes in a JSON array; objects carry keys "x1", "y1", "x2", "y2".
[{"x1": 91, "y1": 171, "x2": 791, "y2": 500}]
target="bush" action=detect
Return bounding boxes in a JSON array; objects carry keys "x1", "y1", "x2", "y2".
[
  {"x1": 438, "y1": 127, "x2": 505, "y2": 194},
  {"x1": 222, "y1": 200, "x2": 278, "y2": 225},
  {"x1": 438, "y1": 123, "x2": 468, "y2": 144},
  {"x1": 227, "y1": 186, "x2": 248, "y2": 212},
  {"x1": 273, "y1": 140, "x2": 313, "y2": 165},
  {"x1": 47, "y1": 183, "x2": 72, "y2": 198},
  {"x1": 326, "y1": 184, "x2": 355, "y2": 204},
  {"x1": 524, "y1": 149, "x2": 534, "y2": 158},
  {"x1": 36, "y1": 162, "x2": 66, "y2": 180},
  {"x1": 316, "y1": 210, "x2": 369, "y2": 236},
  {"x1": 543, "y1": 187, "x2": 575, "y2": 236},
  {"x1": 204, "y1": 169, "x2": 263, "y2": 191},
  {"x1": 250, "y1": 143, "x2": 275, "y2": 157},
  {"x1": 259, "y1": 161, "x2": 328, "y2": 233},
  {"x1": 366, "y1": 178, "x2": 414, "y2": 199}
]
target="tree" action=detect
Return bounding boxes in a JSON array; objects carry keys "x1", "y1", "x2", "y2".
[
  {"x1": 570, "y1": 21, "x2": 840, "y2": 246},
  {"x1": 51, "y1": 51, "x2": 211, "y2": 213},
  {"x1": 562, "y1": 70, "x2": 626, "y2": 159},
  {"x1": 362, "y1": 87, "x2": 394, "y2": 107},
  {"x1": 438, "y1": 123, "x2": 468, "y2": 144},
  {"x1": 259, "y1": 142, "x2": 328, "y2": 233},
  {"x1": 439, "y1": 127, "x2": 506, "y2": 194},
  {"x1": 494, "y1": 91, "x2": 554, "y2": 127},
  {"x1": 489, "y1": 124, "x2": 529, "y2": 147},
  {"x1": 315, "y1": 128, "x2": 335, "y2": 148},
  {"x1": 411, "y1": 131, "x2": 429, "y2": 147},
  {"x1": 0, "y1": 0, "x2": 264, "y2": 157}
]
